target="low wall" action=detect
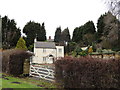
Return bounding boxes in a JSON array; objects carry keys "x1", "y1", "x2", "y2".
[{"x1": 90, "y1": 53, "x2": 120, "y2": 59}]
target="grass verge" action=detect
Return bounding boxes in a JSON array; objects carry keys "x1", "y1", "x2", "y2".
[{"x1": 0, "y1": 73, "x2": 58, "y2": 89}]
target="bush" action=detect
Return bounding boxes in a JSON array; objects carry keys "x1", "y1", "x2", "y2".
[
  {"x1": 1, "y1": 49, "x2": 33, "y2": 76},
  {"x1": 55, "y1": 56, "x2": 120, "y2": 88},
  {"x1": 16, "y1": 37, "x2": 27, "y2": 50}
]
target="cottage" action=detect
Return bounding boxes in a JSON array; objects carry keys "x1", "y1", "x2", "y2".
[{"x1": 32, "y1": 39, "x2": 64, "y2": 64}]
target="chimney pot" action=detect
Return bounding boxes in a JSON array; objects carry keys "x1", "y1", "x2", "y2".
[{"x1": 49, "y1": 36, "x2": 51, "y2": 40}]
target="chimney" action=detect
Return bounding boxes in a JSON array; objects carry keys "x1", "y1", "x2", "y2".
[{"x1": 49, "y1": 36, "x2": 51, "y2": 40}]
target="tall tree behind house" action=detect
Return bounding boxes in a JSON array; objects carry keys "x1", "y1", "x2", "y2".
[
  {"x1": 54, "y1": 27, "x2": 62, "y2": 43},
  {"x1": 72, "y1": 21, "x2": 96, "y2": 46},
  {"x1": 61, "y1": 27, "x2": 71, "y2": 42},
  {"x1": 23, "y1": 21, "x2": 47, "y2": 49}
]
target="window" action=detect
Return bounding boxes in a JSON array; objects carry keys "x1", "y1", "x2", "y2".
[
  {"x1": 43, "y1": 49, "x2": 46, "y2": 53},
  {"x1": 58, "y1": 48, "x2": 62, "y2": 53},
  {"x1": 43, "y1": 57, "x2": 46, "y2": 61}
]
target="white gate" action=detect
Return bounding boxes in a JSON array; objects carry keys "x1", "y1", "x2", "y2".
[{"x1": 29, "y1": 64, "x2": 55, "y2": 82}]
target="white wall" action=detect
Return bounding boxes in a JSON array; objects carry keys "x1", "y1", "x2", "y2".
[
  {"x1": 32, "y1": 45, "x2": 64, "y2": 64},
  {"x1": 32, "y1": 48, "x2": 56, "y2": 64},
  {"x1": 56, "y1": 46, "x2": 64, "y2": 58}
]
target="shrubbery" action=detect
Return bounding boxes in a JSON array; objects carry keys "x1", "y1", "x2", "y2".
[
  {"x1": 2, "y1": 49, "x2": 33, "y2": 76},
  {"x1": 55, "y1": 56, "x2": 120, "y2": 88}
]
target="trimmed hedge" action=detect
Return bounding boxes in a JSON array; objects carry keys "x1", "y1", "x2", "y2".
[
  {"x1": 55, "y1": 56, "x2": 120, "y2": 88},
  {"x1": 1, "y1": 49, "x2": 33, "y2": 76}
]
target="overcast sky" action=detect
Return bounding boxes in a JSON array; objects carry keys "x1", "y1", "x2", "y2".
[{"x1": 0, "y1": 0, "x2": 108, "y2": 39}]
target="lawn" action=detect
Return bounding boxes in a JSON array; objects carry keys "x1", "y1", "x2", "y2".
[{"x1": 0, "y1": 73, "x2": 58, "y2": 89}]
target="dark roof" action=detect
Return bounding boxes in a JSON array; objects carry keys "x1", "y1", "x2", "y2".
[{"x1": 35, "y1": 42, "x2": 56, "y2": 49}]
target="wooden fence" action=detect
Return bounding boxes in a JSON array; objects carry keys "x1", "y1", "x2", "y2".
[{"x1": 29, "y1": 64, "x2": 55, "y2": 82}]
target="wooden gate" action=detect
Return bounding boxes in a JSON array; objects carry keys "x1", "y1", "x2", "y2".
[{"x1": 29, "y1": 64, "x2": 55, "y2": 81}]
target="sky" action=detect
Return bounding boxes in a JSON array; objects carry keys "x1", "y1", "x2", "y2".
[{"x1": 0, "y1": 0, "x2": 108, "y2": 39}]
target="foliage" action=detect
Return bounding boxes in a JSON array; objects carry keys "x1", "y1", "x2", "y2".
[
  {"x1": 72, "y1": 46, "x2": 89, "y2": 57},
  {"x1": 72, "y1": 27, "x2": 83, "y2": 43},
  {"x1": 99, "y1": 12, "x2": 119, "y2": 50},
  {"x1": 23, "y1": 21, "x2": 46, "y2": 48},
  {"x1": 55, "y1": 57, "x2": 120, "y2": 88},
  {"x1": 105, "y1": 0, "x2": 120, "y2": 17},
  {"x1": 28, "y1": 44, "x2": 34, "y2": 52},
  {"x1": 15, "y1": 37, "x2": 27, "y2": 50},
  {"x1": 83, "y1": 33, "x2": 95, "y2": 45},
  {"x1": 83, "y1": 21, "x2": 96, "y2": 34},
  {"x1": 91, "y1": 42, "x2": 96, "y2": 52},
  {"x1": 2, "y1": 49, "x2": 33, "y2": 76},
  {"x1": 37, "y1": 22, "x2": 47, "y2": 41},
  {"x1": 72, "y1": 21, "x2": 96, "y2": 45},
  {"x1": 74, "y1": 46, "x2": 83, "y2": 55},
  {"x1": 79, "y1": 50, "x2": 88, "y2": 56},
  {"x1": 2, "y1": 16, "x2": 21, "y2": 49},
  {"x1": 88, "y1": 46, "x2": 93, "y2": 53},
  {"x1": 68, "y1": 42, "x2": 77, "y2": 52},
  {"x1": 61, "y1": 27, "x2": 71, "y2": 42},
  {"x1": 96, "y1": 14, "x2": 105, "y2": 42},
  {"x1": 54, "y1": 27, "x2": 61, "y2": 42}
]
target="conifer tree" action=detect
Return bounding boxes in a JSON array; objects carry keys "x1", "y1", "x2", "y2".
[
  {"x1": 54, "y1": 27, "x2": 61, "y2": 42},
  {"x1": 61, "y1": 27, "x2": 71, "y2": 42},
  {"x1": 16, "y1": 37, "x2": 27, "y2": 50}
]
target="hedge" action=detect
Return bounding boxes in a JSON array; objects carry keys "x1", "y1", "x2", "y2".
[
  {"x1": 1, "y1": 49, "x2": 33, "y2": 76},
  {"x1": 55, "y1": 56, "x2": 120, "y2": 88}
]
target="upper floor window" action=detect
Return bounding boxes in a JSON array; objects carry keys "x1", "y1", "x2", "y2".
[
  {"x1": 43, "y1": 49, "x2": 46, "y2": 53},
  {"x1": 43, "y1": 57, "x2": 46, "y2": 61},
  {"x1": 58, "y1": 48, "x2": 62, "y2": 53}
]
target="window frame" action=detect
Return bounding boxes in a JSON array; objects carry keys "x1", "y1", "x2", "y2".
[{"x1": 58, "y1": 48, "x2": 62, "y2": 53}]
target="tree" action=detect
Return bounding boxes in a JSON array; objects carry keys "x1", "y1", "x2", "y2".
[
  {"x1": 2, "y1": 16, "x2": 21, "y2": 49},
  {"x1": 83, "y1": 33, "x2": 95, "y2": 46},
  {"x1": 102, "y1": 12, "x2": 119, "y2": 50},
  {"x1": 23, "y1": 21, "x2": 37, "y2": 47},
  {"x1": 72, "y1": 27, "x2": 79, "y2": 43},
  {"x1": 37, "y1": 22, "x2": 46, "y2": 41},
  {"x1": 105, "y1": 0, "x2": 120, "y2": 18},
  {"x1": 68, "y1": 42, "x2": 77, "y2": 53},
  {"x1": 72, "y1": 26, "x2": 84, "y2": 43},
  {"x1": 83, "y1": 21, "x2": 96, "y2": 34},
  {"x1": 96, "y1": 14, "x2": 105, "y2": 42},
  {"x1": 61, "y1": 27, "x2": 71, "y2": 42},
  {"x1": 23, "y1": 21, "x2": 46, "y2": 48},
  {"x1": 72, "y1": 21, "x2": 96, "y2": 45},
  {"x1": 96, "y1": 12, "x2": 120, "y2": 50},
  {"x1": 16, "y1": 37, "x2": 27, "y2": 50},
  {"x1": 54, "y1": 27, "x2": 62, "y2": 42},
  {"x1": 106, "y1": 0, "x2": 120, "y2": 50}
]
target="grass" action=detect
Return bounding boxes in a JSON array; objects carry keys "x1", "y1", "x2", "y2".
[{"x1": 0, "y1": 73, "x2": 58, "y2": 89}]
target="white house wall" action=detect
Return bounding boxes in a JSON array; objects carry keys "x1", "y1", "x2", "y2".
[
  {"x1": 32, "y1": 46, "x2": 64, "y2": 64},
  {"x1": 56, "y1": 46, "x2": 64, "y2": 58},
  {"x1": 32, "y1": 48, "x2": 56, "y2": 64}
]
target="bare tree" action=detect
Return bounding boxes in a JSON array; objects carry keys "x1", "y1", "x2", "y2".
[
  {"x1": 104, "y1": 0, "x2": 120, "y2": 50},
  {"x1": 105, "y1": 0, "x2": 120, "y2": 19}
]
